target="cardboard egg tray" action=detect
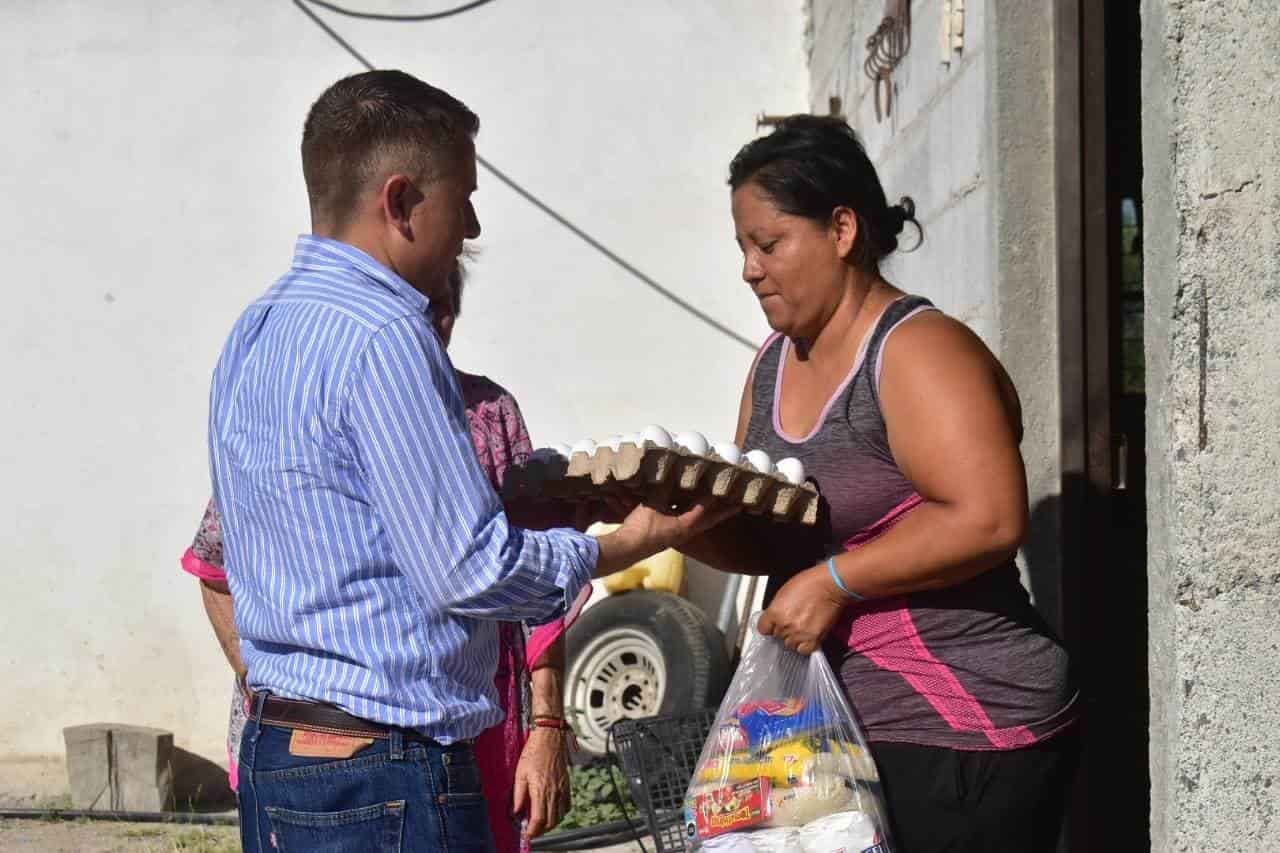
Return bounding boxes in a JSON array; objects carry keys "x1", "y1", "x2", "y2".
[{"x1": 502, "y1": 442, "x2": 821, "y2": 526}]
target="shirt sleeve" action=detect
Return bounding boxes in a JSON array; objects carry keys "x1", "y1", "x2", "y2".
[
  {"x1": 342, "y1": 315, "x2": 596, "y2": 623},
  {"x1": 181, "y1": 499, "x2": 228, "y2": 582}
]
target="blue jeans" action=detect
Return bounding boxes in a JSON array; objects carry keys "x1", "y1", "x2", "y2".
[{"x1": 237, "y1": 702, "x2": 496, "y2": 852}]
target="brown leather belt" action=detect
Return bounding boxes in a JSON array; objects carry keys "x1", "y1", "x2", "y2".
[{"x1": 255, "y1": 694, "x2": 402, "y2": 740}]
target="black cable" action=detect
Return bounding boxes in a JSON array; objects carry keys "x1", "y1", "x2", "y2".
[
  {"x1": 0, "y1": 808, "x2": 236, "y2": 826},
  {"x1": 474, "y1": 158, "x2": 758, "y2": 351},
  {"x1": 294, "y1": 0, "x2": 377, "y2": 68},
  {"x1": 299, "y1": 0, "x2": 497, "y2": 22},
  {"x1": 291, "y1": 0, "x2": 757, "y2": 353}
]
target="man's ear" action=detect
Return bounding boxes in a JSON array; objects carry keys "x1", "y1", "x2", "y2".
[
  {"x1": 830, "y1": 206, "x2": 859, "y2": 260},
  {"x1": 380, "y1": 174, "x2": 421, "y2": 239}
]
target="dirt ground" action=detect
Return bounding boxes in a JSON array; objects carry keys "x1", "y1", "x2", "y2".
[
  {"x1": 0, "y1": 820, "x2": 239, "y2": 852},
  {"x1": 0, "y1": 818, "x2": 650, "y2": 852},
  {"x1": 0, "y1": 759, "x2": 645, "y2": 852}
]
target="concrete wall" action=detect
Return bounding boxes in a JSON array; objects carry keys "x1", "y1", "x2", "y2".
[
  {"x1": 809, "y1": 0, "x2": 996, "y2": 342},
  {"x1": 807, "y1": 0, "x2": 1063, "y2": 612},
  {"x1": 1143, "y1": 1, "x2": 1280, "y2": 849},
  {"x1": 0, "y1": 0, "x2": 806, "y2": 770}
]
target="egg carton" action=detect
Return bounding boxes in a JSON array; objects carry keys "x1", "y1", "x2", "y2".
[{"x1": 502, "y1": 441, "x2": 821, "y2": 526}]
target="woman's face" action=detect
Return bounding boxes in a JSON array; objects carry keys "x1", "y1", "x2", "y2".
[{"x1": 731, "y1": 181, "x2": 853, "y2": 341}]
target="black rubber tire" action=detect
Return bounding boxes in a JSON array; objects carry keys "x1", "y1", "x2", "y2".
[{"x1": 565, "y1": 590, "x2": 732, "y2": 757}]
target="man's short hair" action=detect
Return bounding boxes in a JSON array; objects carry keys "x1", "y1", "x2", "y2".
[{"x1": 301, "y1": 70, "x2": 479, "y2": 231}]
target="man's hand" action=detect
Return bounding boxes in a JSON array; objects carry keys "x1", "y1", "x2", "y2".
[
  {"x1": 512, "y1": 728, "x2": 571, "y2": 839},
  {"x1": 757, "y1": 564, "x2": 850, "y2": 655},
  {"x1": 595, "y1": 498, "x2": 739, "y2": 577}
]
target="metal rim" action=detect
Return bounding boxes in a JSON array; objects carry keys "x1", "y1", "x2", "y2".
[{"x1": 565, "y1": 627, "x2": 668, "y2": 756}]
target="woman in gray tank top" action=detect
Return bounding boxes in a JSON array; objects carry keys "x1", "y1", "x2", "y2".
[{"x1": 683, "y1": 116, "x2": 1078, "y2": 852}]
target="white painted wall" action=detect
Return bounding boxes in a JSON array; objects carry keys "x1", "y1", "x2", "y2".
[{"x1": 0, "y1": 0, "x2": 806, "y2": 763}]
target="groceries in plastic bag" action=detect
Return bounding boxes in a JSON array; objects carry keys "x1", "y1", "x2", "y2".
[{"x1": 684, "y1": 616, "x2": 892, "y2": 852}]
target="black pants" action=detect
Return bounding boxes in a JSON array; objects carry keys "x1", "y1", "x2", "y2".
[{"x1": 869, "y1": 728, "x2": 1080, "y2": 853}]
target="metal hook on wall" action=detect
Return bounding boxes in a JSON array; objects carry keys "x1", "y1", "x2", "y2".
[{"x1": 864, "y1": 0, "x2": 911, "y2": 122}]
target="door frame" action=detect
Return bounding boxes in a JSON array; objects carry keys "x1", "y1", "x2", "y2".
[{"x1": 1054, "y1": 0, "x2": 1126, "y2": 848}]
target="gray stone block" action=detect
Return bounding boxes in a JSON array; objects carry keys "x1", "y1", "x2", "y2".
[{"x1": 63, "y1": 723, "x2": 174, "y2": 812}]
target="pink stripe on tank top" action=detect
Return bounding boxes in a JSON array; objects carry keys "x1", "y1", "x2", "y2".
[{"x1": 834, "y1": 495, "x2": 1039, "y2": 750}]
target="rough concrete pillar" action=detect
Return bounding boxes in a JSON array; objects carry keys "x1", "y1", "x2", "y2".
[
  {"x1": 63, "y1": 723, "x2": 174, "y2": 812},
  {"x1": 1142, "y1": 1, "x2": 1280, "y2": 850}
]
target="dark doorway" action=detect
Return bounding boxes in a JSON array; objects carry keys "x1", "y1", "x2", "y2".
[{"x1": 1056, "y1": 0, "x2": 1148, "y2": 848}]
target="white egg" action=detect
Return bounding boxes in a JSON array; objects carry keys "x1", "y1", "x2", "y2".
[
  {"x1": 551, "y1": 443, "x2": 573, "y2": 458},
  {"x1": 570, "y1": 439, "x2": 598, "y2": 456},
  {"x1": 603, "y1": 434, "x2": 625, "y2": 451},
  {"x1": 776, "y1": 457, "x2": 806, "y2": 485},
  {"x1": 711, "y1": 441, "x2": 742, "y2": 465},
  {"x1": 639, "y1": 424, "x2": 674, "y2": 448},
  {"x1": 621, "y1": 432, "x2": 644, "y2": 448},
  {"x1": 674, "y1": 431, "x2": 710, "y2": 456},
  {"x1": 744, "y1": 449, "x2": 773, "y2": 473}
]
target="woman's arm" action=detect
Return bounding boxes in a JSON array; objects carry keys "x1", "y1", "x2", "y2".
[
  {"x1": 513, "y1": 637, "x2": 571, "y2": 839},
  {"x1": 529, "y1": 637, "x2": 566, "y2": 719},
  {"x1": 199, "y1": 578, "x2": 247, "y2": 681},
  {"x1": 760, "y1": 312, "x2": 1029, "y2": 652}
]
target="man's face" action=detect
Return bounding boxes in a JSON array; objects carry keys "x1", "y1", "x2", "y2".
[{"x1": 396, "y1": 140, "x2": 481, "y2": 298}]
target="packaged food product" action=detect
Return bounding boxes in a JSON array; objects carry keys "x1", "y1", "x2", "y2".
[{"x1": 684, "y1": 617, "x2": 894, "y2": 851}]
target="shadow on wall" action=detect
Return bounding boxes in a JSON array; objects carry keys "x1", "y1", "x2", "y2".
[
  {"x1": 1024, "y1": 491, "x2": 1064, "y2": 636},
  {"x1": 171, "y1": 747, "x2": 235, "y2": 812},
  {"x1": 1022, "y1": 471, "x2": 1152, "y2": 851}
]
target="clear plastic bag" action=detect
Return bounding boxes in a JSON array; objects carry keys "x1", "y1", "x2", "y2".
[{"x1": 683, "y1": 616, "x2": 893, "y2": 853}]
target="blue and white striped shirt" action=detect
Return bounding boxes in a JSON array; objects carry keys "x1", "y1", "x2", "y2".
[{"x1": 208, "y1": 236, "x2": 596, "y2": 742}]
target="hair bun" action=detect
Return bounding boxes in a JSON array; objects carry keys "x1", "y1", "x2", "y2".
[
  {"x1": 890, "y1": 195, "x2": 923, "y2": 253},
  {"x1": 897, "y1": 196, "x2": 916, "y2": 221}
]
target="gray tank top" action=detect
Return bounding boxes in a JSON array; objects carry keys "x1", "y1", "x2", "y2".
[{"x1": 744, "y1": 296, "x2": 1078, "y2": 750}]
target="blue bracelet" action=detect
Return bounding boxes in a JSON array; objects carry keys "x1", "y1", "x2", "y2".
[{"x1": 827, "y1": 557, "x2": 865, "y2": 601}]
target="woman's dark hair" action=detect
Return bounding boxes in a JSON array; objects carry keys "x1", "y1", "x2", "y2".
[
  {"x1": 446, "y1": 262, "x2": 466, "y2": 317},
  {"x1": 445, "y1": 246, "x2": 479, "y2": 317},
  {"x1": 728, "y1": 114, "x2": 921, "y2": 268}
]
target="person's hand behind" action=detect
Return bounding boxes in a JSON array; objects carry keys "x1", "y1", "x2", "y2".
[
  {"x1": 757, "y1": 564, "x2": 849, "y2": 655},
  {"x1": 596, "y1": 498, "x2": 739, "y2": 577},
  {"x1": 512, "y1": 728, "x2": 571, "y2": 839},
  {"x1": 572, "y1": 492, "x2": 639, "y2": 532}
]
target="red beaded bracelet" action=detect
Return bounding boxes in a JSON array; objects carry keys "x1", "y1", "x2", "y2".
[
  {"x1": 531, "y1": 717, "x2": 577, "y2": 749},
  {"x1": 532, "y1": 716, "x2": 571, "y2": 730}
]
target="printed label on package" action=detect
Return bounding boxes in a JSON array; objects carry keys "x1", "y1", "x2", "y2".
[{"x1": 691, "y1": 777, "x2": 772, "y2": 838}]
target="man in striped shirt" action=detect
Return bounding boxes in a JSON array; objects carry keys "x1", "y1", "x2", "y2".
[{"x1": 210, "y1": 70, "x2": 727, "y2": 853}]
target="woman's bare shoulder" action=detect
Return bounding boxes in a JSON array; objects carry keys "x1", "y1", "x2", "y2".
[{"x1": 884, "y1": 307, "x2": 998, "y2": 370}]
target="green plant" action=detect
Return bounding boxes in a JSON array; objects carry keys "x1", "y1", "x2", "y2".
[{"x1": 557, "y1": 762, "x2": 640, "y2": 830}]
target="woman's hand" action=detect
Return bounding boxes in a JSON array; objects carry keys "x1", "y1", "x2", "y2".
[
  {"x1": 757, "y1": 564, "x2": 849, "y2": 654},
  {"x1": 512, "y1": 728, "x2": 571, "y2": 839}
]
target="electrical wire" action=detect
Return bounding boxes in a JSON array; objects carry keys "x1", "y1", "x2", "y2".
[
  {"x1": 290, "y1": 0, "x2": 757, "y2": 353},
  {"x1": 298, "y1": 0, "x2": 497, "y2": 22}
]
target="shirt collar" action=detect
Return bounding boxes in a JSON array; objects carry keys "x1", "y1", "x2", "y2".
[{"x1": 290, "y1": 234, "x2": 431, "y2": 316}]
